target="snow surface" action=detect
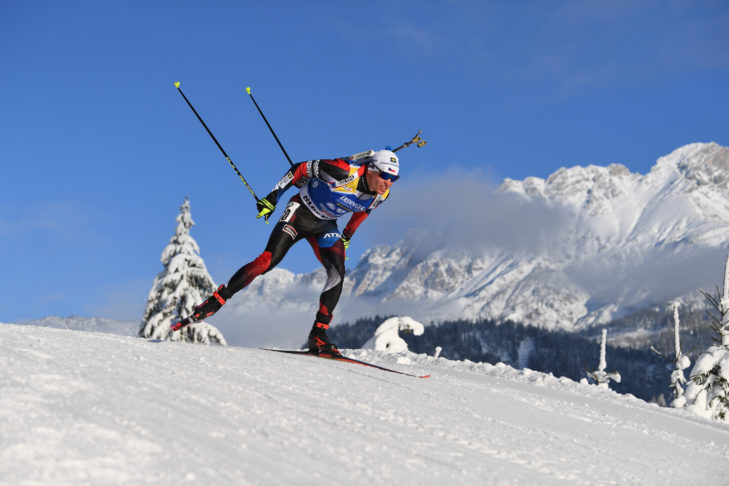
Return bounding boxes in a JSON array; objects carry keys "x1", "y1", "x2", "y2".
[{"x1": 2, "y1": 323, "x2": 729, "y2": 485}]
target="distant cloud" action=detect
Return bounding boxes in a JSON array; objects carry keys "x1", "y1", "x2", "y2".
[
  {"x1": 363, "y1": 167, "x2": 570, "y2": 255},
  {"x1": 565, "y1": 245, "x2": 729, "y2": 308}
]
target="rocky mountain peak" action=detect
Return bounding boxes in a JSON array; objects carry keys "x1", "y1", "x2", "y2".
[{"x1": 652, "y1": 142, "x2": 729, "y2": 187}]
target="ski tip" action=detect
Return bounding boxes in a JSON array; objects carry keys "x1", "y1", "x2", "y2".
[
  {"x1": 245, "y1": 86, "x2": 251, "y2": 95},
  {"x1": 174, "y1": 81, "x2": 181, "y2": 88}
]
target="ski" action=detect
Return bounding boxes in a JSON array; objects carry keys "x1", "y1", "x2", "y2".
[{"x1": 261, "y1": 348, "x2": 431, "y2": 379}]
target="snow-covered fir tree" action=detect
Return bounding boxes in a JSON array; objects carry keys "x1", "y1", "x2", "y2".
[
  {"x1": 671, "y1": 302, "x2": 691, "y2": 408},
  {"x1": 668, "y1": 303, "x2": 690, "y2": 407},
  {"x1": 651, "y1": 303, "x2": 691, "y2": 407},
  {"x1": 139, "y1": 197, "x2": 226, "y2": 345},
  {"x1": 585, "y1": 329, "x2": 621, "y2": 389},
  {"x1": 685, "y1": 254, "x2": 729, "y2": 421}
]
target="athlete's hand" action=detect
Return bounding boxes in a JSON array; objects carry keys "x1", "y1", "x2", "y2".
[
  {"x1": 256, "y1": 197, "x2": 275, "y2": 223},
  {"x1": 341, "y1": 236, "x2": 350, "y2": 260}
]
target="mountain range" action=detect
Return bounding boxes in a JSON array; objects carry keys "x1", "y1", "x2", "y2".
[{"x1": 221, "y1": 142, "x2": 729, "y2": 342}]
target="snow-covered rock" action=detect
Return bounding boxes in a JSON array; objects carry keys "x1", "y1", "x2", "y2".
[{"x1": 362, "y1": 316, "x2": 424, "y2": 353}]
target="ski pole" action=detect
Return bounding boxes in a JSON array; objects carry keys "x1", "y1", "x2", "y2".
[
  {"x1": 174, "y1": 82, "x2": 262, "y2": 202},
  {"x1": 245, "y1": 86, "x2": 295, "y2": 168}
]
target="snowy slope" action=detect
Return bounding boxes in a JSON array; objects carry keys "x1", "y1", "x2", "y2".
[
  {"x1": 2, "y1": 323, "x2": 728, "y2": 485},
  {"x1": 216, "y1": 142, "x2": 729, "y2": 341}
]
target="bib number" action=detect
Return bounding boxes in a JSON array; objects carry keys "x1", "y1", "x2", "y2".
[{"x1": 279, "y1": 201, "x2": 300, "y2": 223}]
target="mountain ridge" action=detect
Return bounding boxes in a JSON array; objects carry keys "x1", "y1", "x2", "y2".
[{"x1": 220, "y1": 142, "x2": 729, "y2": 337}]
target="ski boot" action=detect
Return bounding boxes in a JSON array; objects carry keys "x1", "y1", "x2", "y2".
[
  {"x1": 170, "y1": 284, "x2": 232, "y2": 331},
  {"x1": 307, "y1": 322, "x2": 342, "y2": 357}
]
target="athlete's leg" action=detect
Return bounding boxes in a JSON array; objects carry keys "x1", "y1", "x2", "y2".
[
  {"x1": 306, "y1": 229, "x2": 346, "y2": 355},
  {"x1": 171, "y1": 219, "x2": 301, "y2": 331},
  {"x1": 308, "y1": 237, "x2": 346, "y2": 326},
  {"x1": 226, "y1": 220, "x2": 300, "y2": 294}
]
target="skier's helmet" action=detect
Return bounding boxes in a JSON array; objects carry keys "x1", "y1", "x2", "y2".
[{"x1": 366, "y1": 149, "x2": 399, "y2": 181}]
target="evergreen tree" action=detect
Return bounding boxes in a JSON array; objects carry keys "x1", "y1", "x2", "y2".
[
  {"x1": 585, "y1": 329, "x2": 621, "y2": 389},
  {"x1": 685, "y1": 254, "x2": 729, "y2": 421},
  {"x1": 139, "y1": 197, "x2": 226, "y2": 345},
  {"x1": 651, "y1": 303, "x2": 690, "y2": 408}
]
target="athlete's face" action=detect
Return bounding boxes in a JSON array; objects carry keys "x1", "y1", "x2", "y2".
[{"x1": 366, "y1": 168, "x2": 396, "y2": 195}]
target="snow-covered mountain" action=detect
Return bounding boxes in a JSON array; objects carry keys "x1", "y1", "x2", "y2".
[
  {"x1": 222, "y1": 142, "x2": 729, "y2": 337},
  {"x1": 2, "y1": 323, "x2": 728, "y2": 484}
]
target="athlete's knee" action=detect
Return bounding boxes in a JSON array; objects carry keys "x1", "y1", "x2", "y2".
[
  {"x1": 253, "y1": 250, "x2": 273, "y2": 271},
  {"x1": 227, "y1": 251, "x2": 273, "y2": 293},
  {"x1": 322, "y1": 243, "x2": 345, "y2": 270}
]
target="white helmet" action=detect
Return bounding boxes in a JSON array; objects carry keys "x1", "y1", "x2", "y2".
[{"x1": 366, "y1": 149, "x2": 399, "y2": 180}]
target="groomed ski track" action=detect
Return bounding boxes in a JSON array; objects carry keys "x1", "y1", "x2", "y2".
[{"x1": 1, "y1": 323, "x2": 728, "y2": 485}]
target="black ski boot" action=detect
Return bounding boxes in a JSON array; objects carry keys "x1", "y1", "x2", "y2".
[
  {"x1": 307, "y1": 322, "x2": 342, "y2": 357},
  {"x1": 170, "y1": 284, "x2": 232, "y2": 331}
]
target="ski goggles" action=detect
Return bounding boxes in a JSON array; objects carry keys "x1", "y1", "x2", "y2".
[{"x1": 377, "y1": 170, "x2": 400, "y2": 182}]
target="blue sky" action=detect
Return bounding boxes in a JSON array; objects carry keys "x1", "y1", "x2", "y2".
[{"x1": 2, "y1": 0, "x2": 728, "y2": 323}]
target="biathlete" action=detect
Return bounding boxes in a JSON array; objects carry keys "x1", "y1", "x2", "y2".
[{"x1": 171, "y1": 149, "x2": 401, "y2": 356}]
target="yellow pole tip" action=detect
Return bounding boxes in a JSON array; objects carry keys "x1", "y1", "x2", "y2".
[
  {"x1": 245, "y1": 86, "x2": 251, "y2": 95},
  {"x1": 174, "y1": 81, "x2": 181, "y2": 88}
]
